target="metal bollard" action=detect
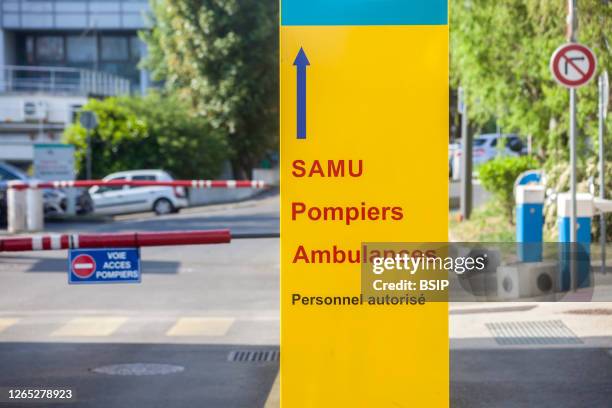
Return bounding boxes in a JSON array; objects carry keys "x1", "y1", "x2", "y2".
[
  {"x1": 557, "y1": 193, "x2": 592, "y2": 291},
  {"x1": 26, "y1": 184, "x2": 44, "y2": 232},
  {"x1": 516, "y1": 184, "x2": 545, "y2": 262},
  {"x1": 7, "y1": 182, "x2": 26, "y2": 234},
  {"x1": 452, "y1": 153, "x2": 461, "y2": 181}
]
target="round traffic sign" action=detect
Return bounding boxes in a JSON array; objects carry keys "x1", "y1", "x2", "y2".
[
  {"x1": 79, "y1": 111, "x2": 98, "y2": 130},
  {"x1": 71, "y1": 254, "x2": 96, "y2": 279},
  {"x1": 550, "y1": 43, "x2": 597, "y2": 88}
]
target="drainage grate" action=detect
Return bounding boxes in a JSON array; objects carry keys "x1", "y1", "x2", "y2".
[
  {"x1": 485, "y1": 320, "x2": 582, "y2": 345},
  {"x1": 228, "y1": 350, "x2": 280, "y2": 363}
]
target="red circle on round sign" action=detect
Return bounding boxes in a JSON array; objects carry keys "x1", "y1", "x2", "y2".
[
  {"x1": 71, "y1": 254, "x2": 96, "y2": 279},
  {"x1": 550, "y1": 43, "x2": 597, "y2": 88}
]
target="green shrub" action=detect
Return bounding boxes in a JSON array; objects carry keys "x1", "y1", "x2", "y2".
[
  {"x1": 479, "y1": 156, "x2": 539, "y2": 224},
  {"x1": 64, "y1": 93, "x2": 229, "y2": 179}
]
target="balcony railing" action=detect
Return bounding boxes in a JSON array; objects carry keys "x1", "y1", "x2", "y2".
[{"x1": 0, "y1": 65, "x2": 131, "y2": 96}]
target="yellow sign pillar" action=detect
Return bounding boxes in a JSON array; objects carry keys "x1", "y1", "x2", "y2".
[{"x1": 280, "y1": 2, "x2": 449, "y2": 406}]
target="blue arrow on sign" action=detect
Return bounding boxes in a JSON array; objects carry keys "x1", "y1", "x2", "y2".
[{"x1": 294, "y1": 47, "x2": 310, "y2": 139}]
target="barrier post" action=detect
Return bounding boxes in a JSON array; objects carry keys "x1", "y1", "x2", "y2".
[
  {"x1": 558, "y1": 193, "x2": 592, "y2": 291},
  {"x1": 65, "y1": 188, "x2": 78, "y2": 216},
  {"x1": 7, "y1": 182, "x2": 26, "y2": 234},
  {"x1": 26, "y1": 184, "x2": 44, "y2": 232},
  {"x1": 516, "y1": 184, "x2": 545, "y2": 262},
  {"x1": 4, "y1": 180, "x2": 267, "y2": 230},
  {"x1": 0, "y1": 229, "x2": 232, "y2": 252}
]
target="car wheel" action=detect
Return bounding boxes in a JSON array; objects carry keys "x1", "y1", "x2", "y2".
[
  {"x1": 77, "y1": 194, "x2": 94, "y2": 215},
  {"x1": 153, "y1": 198, "x2": 174, "y2": 215}
]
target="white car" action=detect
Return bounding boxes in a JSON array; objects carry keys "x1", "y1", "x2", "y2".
[
  {"x1": 451, "y1": 134, "x2": 526, "y2": 178},
  {"x1": 448, "y1": 142, "x2": 460, "y2": 177},
  {"x1": 90, "y1": 170, "x2": 189, "y2": 216}
]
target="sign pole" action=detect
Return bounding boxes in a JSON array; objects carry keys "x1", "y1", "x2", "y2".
[
  {"x1": 568, "y1": 0, "x2": 578, "y2": 290},
  {"x1": 567, "y1": 0, "x2": 577, "y2": 43},
  {"x1": 569, "y1": 86, "x2": 578, "y2": 289},
  {"x1": 86, "y1": 128, "x2": 92, "y2": 181},
  {"x1": 551, "y1": 1, "x2": 596, "y2": 291},
  {"x1": 600, "y1": 72, "x2": 609, "y2": 274},
  {"x1": 569, "y1": 86, "x2": 577, "y2": 247},
  {"x1": 459, "y1": 86, "x2": 472, "y2": 220},
  {"x1": 79, "y1": 111, "x2": 98, "y2": 181}
]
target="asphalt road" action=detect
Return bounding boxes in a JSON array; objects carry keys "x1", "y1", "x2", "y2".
[
  {"x1": 3, "y1": 191, "x2": 612, "y2": 407},
  {"x1": 0, "y1": 193, "x2": 279, "y2": 408},
  {"x1": 450, "y1": 302, "x2": 612, "y2": 408}
]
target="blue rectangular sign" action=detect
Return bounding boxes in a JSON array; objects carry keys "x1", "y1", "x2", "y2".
[{"x1": 68, "y1": 248, "x2": 141, "y2": 285}]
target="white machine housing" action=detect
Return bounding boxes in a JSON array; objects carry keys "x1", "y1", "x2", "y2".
[{"x1": 497, "y1": 261, "x2": 557, "y2": 300}]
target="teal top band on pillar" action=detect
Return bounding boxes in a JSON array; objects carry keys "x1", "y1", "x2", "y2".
[{"x1": 281, "y1": 0, "x2": 448, "y2": 26}]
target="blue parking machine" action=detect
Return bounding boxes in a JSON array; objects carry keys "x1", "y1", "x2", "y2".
[{"x1": 516, "y1": 184, "x2": 545, "y2": 262}]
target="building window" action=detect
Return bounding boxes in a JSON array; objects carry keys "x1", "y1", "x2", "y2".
[
  {"x1": 66, "y1": 36, "x2": 97, "y2": 63},
  {"x1": 35, "y1": 36, "x2": 64, "y2": 62},
  {"x1": 101, "y1": 36, "x2": 129, "y2": 61},
  {"x1": 18, "y1": 32, "x2": 146, "y2": 91},
  {"x1": 70, "y1": 105, "x2": 83, "y2": 123},
  {"x1": 25, "y1": 37, "x2": 35, "y2": 64},
  {"x1": 130, "y1": 36, "x2": 142, "y2": 60}
]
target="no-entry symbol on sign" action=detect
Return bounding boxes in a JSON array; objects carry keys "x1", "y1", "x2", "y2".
[
  {"x1": 550, "y1": 43, "x2": 597, "y2": 89},
  {"x1": 68, "y1": 248, "x2": 141, "y2": 285},
  {"x1": 71, "y1": 254, "x2": 96, "y2": 279}
]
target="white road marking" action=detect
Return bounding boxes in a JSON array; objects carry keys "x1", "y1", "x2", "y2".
[
  {"x1": 0, "y1": 318, "x2": 19, "y2": 333},
  {"x1": 264, "y1": 373, "x2": 280, "y2": 408},
  {"x1": 166, "y1": 317, "x2": 235, "y2": 337},
  {"x1": 52, "y1": 317, "x2": 128, "y2": 337}
]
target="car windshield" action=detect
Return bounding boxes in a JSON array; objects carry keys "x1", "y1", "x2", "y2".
[{"x1": 473, "y1": 138, "x2": 488, "y2": 146}]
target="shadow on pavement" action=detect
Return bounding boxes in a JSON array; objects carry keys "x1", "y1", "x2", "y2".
[
  {"x1": 19, "y1": 257, "x2": 182, "y2": 275},
  {"x1": 451, "y1": 345, "x2": 612, "y2": 407},
  {"x1": 0, "y1": 342, "x2": 279, "y2": 408},
  {"x1": 94, "y1": 214, "x2": 280, "y2": 234}
]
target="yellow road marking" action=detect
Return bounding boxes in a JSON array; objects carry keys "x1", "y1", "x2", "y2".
[
  {"x1": 166, "y1": 317, "x2": 234, "y2": 337},
  {"x1": 51, "y1": 317, "x2": 128, "y2": 337},
  {"x1": 0, "y1": 318, "x2": 19, "y2": 333},
  {"x1": 264, "y1": 373, "x2": 280, "y2": 408}
]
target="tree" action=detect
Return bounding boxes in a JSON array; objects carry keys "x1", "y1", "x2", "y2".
[
  {"x1": 141, "y1": 0, "x2": 279, "y2": 179},
  {"x1": 479, "y1": 156, "x2": 539, "y2": 224},
  {"x1": 452, "y1": 0, "x2": 612, "y2": 238},
  {"x1": 451, "y1": 0, "x2": 611, "y2": 161},
  {"x1": 64, "y1": 94, "x2": 229, "y2": 179}
]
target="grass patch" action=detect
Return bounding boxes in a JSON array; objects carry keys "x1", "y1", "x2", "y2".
[{"x1": 449, "y1": 199, "x2": 515, "y2": 242}]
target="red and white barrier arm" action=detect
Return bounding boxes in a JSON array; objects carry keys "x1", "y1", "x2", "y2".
[
  {"x1": 0, "y1": 230, "x2": 231, "y2": 252},
  {"x1": 7, "y1": 180, "x2": 267, "y2": 190}
]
